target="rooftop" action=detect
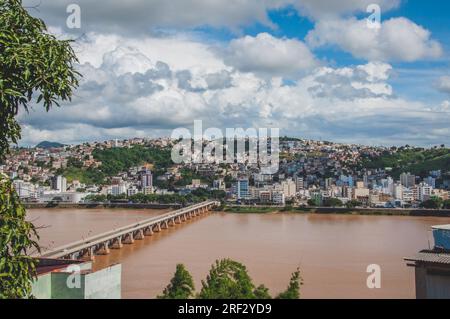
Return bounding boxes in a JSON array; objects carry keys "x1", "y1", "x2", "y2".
[{"x1": 405, "y1": 250, "x2": 450, "y2": 265}]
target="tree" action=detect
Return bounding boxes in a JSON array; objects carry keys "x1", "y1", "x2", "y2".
[
  {"x1": 346, "y1": 200, "x2": 362, "y2": 209},
  {"x1": 0, "y1": 175, "x2": 40, "y2": 298},
  {"x1": 0, "y1": 0, "x2": 79, "y2": 157},
  {"x1": 276, "y1": 268, "x2": 302, "y2": 299},
  {"x1": 0, "y1": 0, "x2": 80, "y2": 298},
  {"x1": 443, "y1": 199, "x2": 450, "y2": 209},
  {"x1": 323, "y1": 198, "x2": 343, "y2": 207},
  {"x1": 253, "y1": 285, "x2": 272, "y2": 299},
  {"x1": 199, "y1": 259, "x2": 257, "y2": 299},
  {"x1": 160, "y1": 259, "x2": 302, "y2": 299},
  {"x1": 420, "y1": 197, "x2": 443, "y2": 209},
  {"x1": 307, "y1": 199, "x2": 317, "y2": 207},
  {"x1": 158, "y1": 264, "x2": 195, "y2": 299}
]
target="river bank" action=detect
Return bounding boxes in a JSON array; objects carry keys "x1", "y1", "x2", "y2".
[
  {"x1": 23, "y1": 202, "x2": 450, "y2": 217},
  {"x1": 222, "y1": 205, "x2": 450, "y2": 217},
  {"x1": 23, "y1": 202, "x2": 182, "y2": 210}
]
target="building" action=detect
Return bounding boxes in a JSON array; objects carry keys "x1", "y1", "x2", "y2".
[
  {"x1": 295, "y1": 176, "x2": 304, "y2": 191},
  {"x1": 39, "y1": 192, "x2": 88, "y2": 203},
  {"x1": 32, "y1": 259, "x2": 121, "y2": 299},
  {"x1": 234, "y1": 178, "x2": 250, "y2": 200},
  {"x1": 281, "y1": 178, "x2": 296, "y2": 198},
  {"x1": 405, "y1": 225, "x2": 450, "y2": 299},
  {"x1": 416, "y1": 182, "x2": 432, "y2": 202},
  {"x1": 272, "y1": 191, "x2": 285, "y2": 205},
  {"x1": 109, "y1": 184, "x2": 127, "y2": 196},
  {"x1": 51, "y1": 175, "x2": 67, "y2": 193},
  {"x1": 400, "y1": 172, "x2": 416, "y2": 188},
  {"x1": 140, "y1": 169, "x2": 153, "y2": 188}
]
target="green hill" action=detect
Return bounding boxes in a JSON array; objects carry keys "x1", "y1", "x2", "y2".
[
  {"x1": 360, "y1": 148, "x2": 450, "y2": 177},
  {"x1": 36, "y1": 141, "x2": 65, "y2": 149}
]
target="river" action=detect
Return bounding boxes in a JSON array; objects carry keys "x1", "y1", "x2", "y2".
[{"x1": 27, "y1": 208, "x2": 450, "y2": 299}]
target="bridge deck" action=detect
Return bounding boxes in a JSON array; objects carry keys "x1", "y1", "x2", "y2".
[{"x1": 38, "y1": 201, "x2": 219, "y2": 259}]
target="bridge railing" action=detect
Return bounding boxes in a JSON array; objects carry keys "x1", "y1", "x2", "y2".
[{"x1": 38, "y1": 200, "x2": 219, "y2": 258}]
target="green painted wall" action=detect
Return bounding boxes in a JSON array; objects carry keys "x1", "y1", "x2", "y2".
[{"x1": 31, "y1": 264, "x2": 121, "y2": 299}]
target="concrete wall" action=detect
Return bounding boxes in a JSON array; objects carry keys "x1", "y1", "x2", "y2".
[
  {"x1": 32, "y1": 273, "x2": 52, "y2": 299},
  {"x1": 32, "y1": 264, "x2": 121, "y2": 299},
  {"x1": 84, "y1": 264, "x2": 121, "y2": 299}
]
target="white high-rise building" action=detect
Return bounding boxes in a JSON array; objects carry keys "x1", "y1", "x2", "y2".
[
  {"x1": 52, "y1": 175, "x2": 67, "y2": 193},
  {"x1": 416, "y1": 183, "x2": 432, "y2": 202},
  {"x1": 393, "y1": 183, "x2": 403, "y2": 200},
  {"x1": 400, "y1": 172, "x2": 416, "y2": 188},
  {"x1": 281, "y1": 179, "x2": 297, "y2": 198},
  {"x1": 295, "y1": 176, "x2": 304, "y2": 192}
]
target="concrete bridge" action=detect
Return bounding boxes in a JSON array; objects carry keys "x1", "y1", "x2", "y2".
[{"x1": 38, "y1": 201, "x2": 220, "y2": 260}]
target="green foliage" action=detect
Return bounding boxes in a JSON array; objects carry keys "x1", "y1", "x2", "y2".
[
  {"x1": 0, "y1": 0, "x2": 80, "y2": 158},
  {"x1": 443, "y1": 200, "x2": 450, "y2": 209},
  {"x1": 360, "y1": 148, "x2": 450, "y2": 177},
  {"x1": 158, "y1": 264, "x2": 195, "y2": 299},
  {"x1": 159, "y1": 259, "x2": 301, "y2": 299},
  {"x1": 84, "y1": 194, "x2": 107, "y2": 202},
  {"x1": 323, "y1": 198, "x2": 343, "y2": 207},
  {"x1": 420, "y1": 196, "x2": 443, "y2": 209},
  {"x1": 307, "y1": 199, "x2": 317, "y2": 207},
  {"x1": 92, "y1": 146, "x2": 172, "y2": 176},
  {"x1": 60, "y1": 166, "x2": 105, "y2": 185},
  {"x1": 276, "y1": 268, "x2": 302, "y2": 299},
  {"x1": 198, "y1": 259, "x2": 257, "y2": 299},
  {"x1": 0, "y1": 174, "x2": 40, "y2": 298},
  {"x1": 253, "y1": 285, "x2": 272, "y2": 299},
  {"x1": 346, "y1": 200, "x2": 362, "y2": 208}
]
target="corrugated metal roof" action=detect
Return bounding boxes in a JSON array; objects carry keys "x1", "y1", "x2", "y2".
[
  {"x1": 405, "y1": 250, "x2": 450, "y2": 265},
  {"x1": 432, "y1": 225, "x2": 450, "y2": 230}
]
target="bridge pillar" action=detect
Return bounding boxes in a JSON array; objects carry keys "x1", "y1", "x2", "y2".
[
  {"x1": 96, "y1": 243, "x2": 110, "y2": 255},
  {"x1": 111, "y1": 237, "x2": 123, "y2": 249},
  {"x1": 80, "y1": 247, "x2": 95, "y2": 261},
  {"x1": 123, "y1": 233, "x2": 134, "y2": 244},
  {"x1": 169, "y1": 218, "x2": 175, "y2": 226},
  {"x1": 134, "y1": 229, "x2": 145, "y2": 240},
  {"x1": 155, "y1": 223, "x2": 162, "y2": 232},
  {"x1": 176, "y1": 215, "x2": 182, "y2": 224},
  {"x1": 144, "y1": 227, "x2": 154, "y2": 236}
]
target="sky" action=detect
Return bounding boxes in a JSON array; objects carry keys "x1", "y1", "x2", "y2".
[{"x1": 18, "y1": 0, "x2": 450, "y2": 147}]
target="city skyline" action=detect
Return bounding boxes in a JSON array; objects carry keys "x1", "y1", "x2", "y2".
[{"x1": 17, "y1": 0, "x2": 450, "y2": 147}]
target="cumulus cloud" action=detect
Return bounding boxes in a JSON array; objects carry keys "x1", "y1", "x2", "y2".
[
  {"x1": 224, "y1": 33, "x2": 318, "y2": 77},
  {"x1": 16, "y1": 33, "x2": 450, "y2": 147},
  {"x1": 24, "y1": 0, "x2": 401, "y2": 35},
  {"x1": 307, "y1": 62, "x2": 393, "y2": 100},
  {"x1": 306, "y1": 17, "x2": 443, "y2": 62},
  {"x1": 292, "y1": 0, "x2": 400, "y2": 20},
  {"x1": 23, "y1": 0, "x2": 287, "y2": 34},
  {"x1": 437, "y1": 76, "x2": 450, "y2": 94}
]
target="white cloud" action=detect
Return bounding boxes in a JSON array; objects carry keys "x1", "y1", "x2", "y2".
[
  {"x1": 24, "y1": 0, "x2": 286, "y2": 34},
  {"x1": 437, "y1": 76, "x2": 450, "y2": 94},
  {"x1": 224, "y1": 33, "x2": 318, "y2": 77},
  {"x1": 292, "y1": 0, "x2": 400, "y2": 20},
  {"x1": 17, "y1": 33, "x2": 450, "y2": 147},
  {"x1": 25, "y1": 0, "x2": 401, "y2": 35},
  {"x1": 306, "y1": 17, "x2": 443, "y2": 62}
]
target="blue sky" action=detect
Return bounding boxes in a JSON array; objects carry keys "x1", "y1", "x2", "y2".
[{"x1": 19, "y1": 0, "x2": 450, "y2": 146}]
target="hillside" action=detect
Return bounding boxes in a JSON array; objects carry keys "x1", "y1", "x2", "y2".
[
  {"x1": 360, "y1": 147, "x2": 450, "y2": 177},
  {"x1": 36, "y1": 141, "x2": 65, "y2": 149}
]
